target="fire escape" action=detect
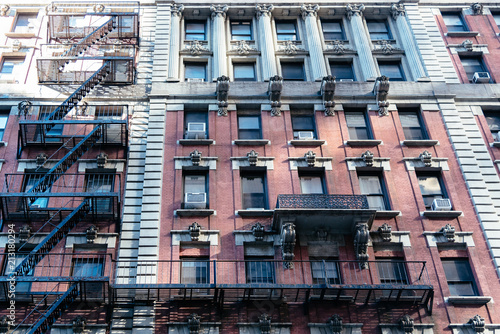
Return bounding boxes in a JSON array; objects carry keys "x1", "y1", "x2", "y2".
[{"x1": 0, "y1": 2, "x2": 138, "y2": 333}]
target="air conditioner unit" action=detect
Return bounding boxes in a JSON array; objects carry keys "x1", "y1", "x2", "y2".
[
  {"x1": 493, "y1": 132, "x2": 500, "y2": 142},
  {"x1": 431, "y1": 198, "x2": 452, "y2": 211},
  {"x1": 339, "y1": 79, "x2": 354, "y2": 82},
  {"x1": 186, "y1": 78, "x2": 205, "y2": 82},
  {"x1": 184, "y1": 192, "x2": 207, "y2": 209},
  {"x1": 472, "y1": 72, "x2": 490, "y2": 83},
  {"x1": 297, "y1": 131, "x2": 315, "y2": 140},
  {"x1": 185, "y1": 122, "x2": 207, "y2": 139},
  {"x1": 30, "y1": 204, "x2": 41, "y2": 209}
]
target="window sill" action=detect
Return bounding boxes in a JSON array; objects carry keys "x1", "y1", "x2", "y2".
[
  {"x1": 447, "y1": 296, "x2": 491, "y2": 305},
  {"x1": 179, "y1": 139, "x2": 215, "y2": 146},
  {"x1": 234, "y1": 139, "x2": 270, "y2": 146},
  {"x1": 345, "y1": 139, "x2": 382, "y2": 147},
  {"x1": 422, "y1": 210, "x2": 462, "y2": 219},
  {"x1": 402, "y1": 140, "x2": 439, "y2": 147},
  {"x1": 290, "y1": 139, "x2": 325, "y2": 147},
  {"x1": 375, "y1": 210, "x2": 401, "y2": 219},
  {"x1": 492, "y1": 142, "x2": 500, "y2": 148},
  {"x1": 237, "y1": 209, "x2": 274, "y2": 217},
  {"x1": 446, "y1": 31, "x2": 479, "y2": 37},
  {"x1": 5, "y1": 32, "x2": 37, "y2": 38},
  {"x1": 175, "y1": 209, "x2": 215, "y2": 217}
]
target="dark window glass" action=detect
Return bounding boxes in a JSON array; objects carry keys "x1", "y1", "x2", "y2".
[
  {"x1": 184, "y1": 111, "x2": 208, "y2": 139},
  {"x1": 276, "y1": 21, "x2": 298, "y2": 41},
  {"x1": 345, "y1": 110, "x2": 371, "y2": 140},
  {"x1": 241, "y1": 173, "x2": 267, "y2": 209},
  {"x1": 378, "y1": 61, "x2": 405, "y2": 81},
  {"x1": 366, "y1": 19, "x2": 391, "y2": 40},
  {"x1": 292, "y1": 114, "x2": 316, "y2": 139},
  {"x1": 311, "y1": 260, "x2": 341, "y2": 284},
  {"x1": 23, "y1": 169, "x2": 50, "y2": 209},
  {"x1": 358, "y1": 174, "x2": 388, "y2": 210},
  {"x1": 484, "y1": 112, "x2": 500, "y2": 142},
  {"x1": 231, "y1": 21, "x2": 252, "y2": 40},
  {"x1": 417, "y1": 173, "x2": 447, "y2": 209},
  {"x1": 442, "y1": 259, "x2": 478, "y2": 296},
  {"x1": 442, "y1": 13, "x2": 467, "y2": 32},
  {"x1": 330, "y1": 61, "x2": 355, "y2": 81},
  {"x1": 181, "y1": 258, "x2": 210, "y2": 284},
  {"x1": 234, "y1": 63, "x2": 256, "y2": 81},
  {"x1": 185, "y1": 63, "x2": 207, "y2": 81},
  {"x1": 281, "y1": 62, "x2": 305, "y2": 81},
  {"x1": 459, "y1": 56, "x2": 487, "y2": 81},
  {"x1": 238, "y1": 115, "x2": 261, "y2": 139},
  {"x1": 377, "y1": 258, "x2": 408, "y2": 284},
  {"x1": 246, "y1": 258, "x2": 275, "y2": 283},
  {"x1": 494, "y1": 14, "x2": 500, "y2": 29},
  {"x1": 322, "y1": 20, "x2": 344, "y2": 40},
  {"x1": 185, "y1": 21, "x2": 206, "y2": 40},
  {"x1": 72, "y1": 259, "x2": 104, "y2": 277},
  {"x1": 399, "y1": 110, "x2": 427, "y2": 140},
  {"x1": 4, "y1": 253, "x2": 32, "y2": 293},
  {"x1": 0, "y1": 111, "x2": 8, "y2": 141},
  {"x1": 85, "y1": 172, "x2": 115, "y2": 212}
]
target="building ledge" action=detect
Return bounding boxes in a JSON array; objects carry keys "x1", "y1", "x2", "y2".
[
  {"x1": 290, "y1": 139, "x2": 325, "y2": 147},
  {"x1": 447, "y1": 296, "x2": 491, "y2": 305},
  {"x1": 178, "y1": 139, "x2": 215, "y2": 146},
  {"x1": 237, "y1": 209, "x2": 274, "y2": 217},
  {"x1": 402, "y1": 140, "x2": 439, "y2": 147},
  {"x1": 345, "y1": 139, "x2": 382, "y2": 147},
  {"x1": 446, "y1": 31, "x2": 479, "y2": 37},
  {"x1": 375, "y1": 210, "x2": 401, "y2": 218},
  {"x1": 492, "y1": 142, "x2": 500, "y2": 148},
  {"x1": 422, "y1": 210, "x2": 462, "y2": 219},
  {"x1": 175, "y1": 209, "x2": 215, "y2": 217},
  {"x1": 4, "y1": 32, "x2": 37, "y2": 38},
  {"x1": 234, "y1": 139, "x2": 270, "y2": 146}
]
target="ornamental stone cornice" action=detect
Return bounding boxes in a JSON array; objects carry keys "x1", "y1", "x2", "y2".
[
  {"x1": 255, "y1": 4, "x2": 274, "y2": 18},
  {"x1": 171, "y1": 3, "x2": 184, "y2": 17},
  {"x1": 211, "y1": 4, "x2": 228, "y2": 19},
  {"x1": 345, "y1": 4, "x2": 365, "y2": 20},
  {"x1": 300, "y1": 4, "x2": 320, "y2": 19}
]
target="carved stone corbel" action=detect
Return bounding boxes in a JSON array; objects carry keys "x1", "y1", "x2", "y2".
[
  {"x1": 316, "y1": 228, "x2": 328, "y2": 241},
  {"x1": 378, "y1": 223, "x2": 392, "y2": 242},
  {"x1": 361, "y1": 150, "x2": 374, "y2": 167},
  {"x1": 461, "y1": 39, "x2": 474, "y2": 51},
  {"x1": 36, "y1": 153, "x2": 48, "y2": 167},
  {"x1": 300, "y1": 4, "x2": 320, "y2": 19},
  {"x1": 216, "y1": 75, "x2": 229, "y2": 116},
  {"x1": 374, "y1": 76, "x2": 390, "y2": 116},
  {"x1": 399, "y1": 315, "x2": 414, "y2": 334},
  {"x1": 210, "y1": 4, "x2": 228, "y2": 19},
  {"x1": 19, "y1": 225, "x2": 32, "y2": 242},
  {"x1": 86, "y1": 225, "x2": 98, "y2": 244},
  {"x1": 259, "y1": 313, "x2": 272, "y2": 334},
  {"x1": 345, "y1": 4, "x2": 365, "y2": 20},
  {"x1": 18, "y1": 100, "x2": 33, "y2": 118},
  {"x1": 304, "y1": 151, "x2": 316, "y2": 167},
  {"x1": 470, "y1": 3, "x2": 483, "y2": 15},
  {"x1": 440, "y1": 224, "x2": 456, "y2": 242},
  {"x1": 329, "y1": 314, "x2": 343, "y2": 334},
  {"x1": 321, "y1": 75, "x2": 336, "y2": 116},
  {"x1": 0, "y1": 5, "x2": 10, "y2": 17},
  {"x1": 252, "y1": 222, "x2": 265, "y2": 241},
  {"x1": 468, "y1": 315, "x2": 485, "y2": 333},
  {"x1": 187, "y1": 313, "x2": 201, "y2": 334},
  {"x1": 72, "y1": 316, "x2": 87, "y2": 334},
  {"x1": 269, "y1": 75, "x2": 283, "y2": 116},
  {"x1": 188, "y1": 222, "x2": 201, "y2": 241},
  {"x1": 190, "y1": 149, "x2": 202, "y2": 166},
  {"x1": 93, "y1": 4, "x2": 105, "y2": 13},
  {"x1": 96, "y1": 153, "x2": 108, "y2": 168},
  {"x1": 419, "y1": 150, "x2": 432, "y2": 167},
  {"x1": 255, "y1": 4, "x2": 274, "y2": 18},
  {"x1": 247, "y1": 150, "x2": 259, "y2": 166},
  {"x1": 171, "y1": 3, "x2": 184, "y2": 17},
  {"x1": 353, "y1": 223, "x2": 369, "y2": 268},
  {"x1": 281, "y1": 222, "x2": 296, "y2": 268}
]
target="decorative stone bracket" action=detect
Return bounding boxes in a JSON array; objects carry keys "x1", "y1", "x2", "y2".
[
  {"x1": 399, "y1": 315, "x2": 414, "y2": 334},
  {"x1": 419, "y1": 150, "x2": 432, "y2": 167},
  {"x1": 361, "y1": 150, "x2": 374, "y2": 167},
  {"x1": 181, "y1": 40, "x2": 211, "y2": 55},
  {"x1": 96, "y1": 153, "x2": 108, "y2": 168},
  {"x1": 377, "y1": 223, "x2": 392, "y2": 242},
  {"x1": 190, "y1": 149, "x2": 202, "y2": 166},
  {"x1": 373, "y1": 76, "x2": 390, "y2": 116},
  {"x1": 19, "y1": 225, "x2": 32, "y2": 242},
  {"x1": 252, "y1": 222, "x2": 265, "y2": 241},
  {"x1": 468, "y1": 315, "x2": 485, "y2": 333},
  {"x1": 281, "y1": 222, "x2": 296, "y2": 268},
  {"x1": 304, "y1": 151, "x2": 316, "y2": 167},
  {"x1": 247, "y1": 150, "x2": 259, "y2": 166},
  {"x1": 72, "y1": 316, "x2": 87, "y2": 334},
  {"x1": 86, "y1": 225, "x2": 99, "y2": 244},
  {"x1": 470, "y1": 3, "x2": 483, "y2": 15},
  {"x1": 329, "y1": 314, "x2": 343, "y2": 334},
  {"x1": 259, "y1": 314, "x2": 272, "y2": 334},
  {"x1": 288, "y1": 155, "x2": 332, "y2": 170},
  {"x1": 187, "y1": 313, "x2": 201, "y2": 334},
  {"x1": 440, "y1": 224, "x2": 456, "y2": 242},
  {"x1": 188, "y1": 222, "x2": 201, "y2": 241},
  {"x1": 216, "y1": 75, "x2": 229, "y2": 116},
  {"x1": 18, "y1": 100, "x2": 32, "y2": 117},
  {"x1": 353, "y1": 223, "x2": 369, "y2": 268},
  {"x1": 321, "y1": 75, "x2": 336, "y2": 116},
  {"x1": 268, "y1": 75, "x2": 283, "y2": 116},
  {"x1": 36, "y1": 153, "x2": 48, "y2": 167},
  {"x1": 174, "y1": 153, "x2": 218, "y2": 170},
  {"x1": 403, "y1": 155, "x2": 449, "y2": 171}
]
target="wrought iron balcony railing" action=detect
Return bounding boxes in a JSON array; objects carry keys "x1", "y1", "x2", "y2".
[{"x1": 276, "y1": 194, "x2": 369, "y2": 210}]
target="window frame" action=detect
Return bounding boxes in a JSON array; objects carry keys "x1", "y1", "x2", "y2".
[
  {"x1": 484, "y1": 111, "x2": 500, "y2": 142},
  {"x1": 329, "y1": 60, "x2": 356, "y2": 81},
  {"x1": 416, "y1": 172, "x2": 448, "y2": 209},
  {"x1": 442, "y1": 12, "x2": 468, "y2": 32},
  {"x1": 344, "y1": 109, "x2": 373, "y2": 140},
  {"x1": 299, "y1": 171, "x2": 326, "y2": 195},
  {"x1": 184, "y1": 61, "x2": 208, "y2": 82},
  {"x1": 182, "y1": 171, "x2": 209, "y2": 209},
  {"x1": 376, "y1": 258, "x2": 409, "y2": 285},
  {"x1": 493, "y1": 13, "x2": 500, "y2": 30},
  {"x1": 184, "y1": 20, "x2": 207, "y2": 41},
  {"x1": 357, "y1": 173, "x2": 390, "y2": 211},
  {"x1": 280, "y1": 60, "x2": 306, "y2": 81},
  {"x1": 310, "y1": 258, "x2": 341, "y2": 284},
  {"x1": 233, "y1": 62, "x2": 257, "y2": 81},
  {"x1": 237, "y1": 113, "x2": 262, "y2": 140},
  {"x1": 366, "y1": 19, "x2": 392, "y2": 40},
  {"x1": 11, "y1": 12, "x2": 38, "y2": 33},
  {"x1": 230, "y1": 20, "x2": 252, "y2": 41},
  {"x1": 180, "y1": 257, "x2": 210, "y2": 284},
  {"x1": 245, "y1": 257, "x2": 276, "y2": 284},
  {"x1": 377, "y1": 59, "x2": 406, "y2": 81},
  {"x1": 240, "y1": 170, "x2": 268, "y2": 210},
  {"x1": 0, "y1": 108, "x2": 9, "y2": 142},
  {"x1": 22, "y1": 168, "x2": 50, "y2": 209},
  {"x1": 398, "y1": 108, "x2": 429, "y2": 140},
  {"x1": 0, "y1": 57, "x2": 25, "y2": 81},
  {"x1": 291, "y1": 112, "x2": 317, "y2": 140},
  {"x1": 275, "y1": 20, "x2": 299, "y2": 41},
  {"x1": 84, "y1": 169, "x2": 116, "y2": 213},
  {"x1": 459, "y1": 55, "x2": 488, "y2": 82},
  {"x1": 184, "y1": 110, "x2": 208, "y2": 139},
  {"x1": 442, "y1": 258, "x2": 478, "y2": 296},
  {"x1": 321, "y1": 19, "x2": 345, "y2": 41}
]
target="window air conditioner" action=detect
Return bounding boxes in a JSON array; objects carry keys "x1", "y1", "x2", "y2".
[
  {"x1": 431, "y1": 198, "x2": 452, "y2": 211},
  {"x1": 186, "y1": 78, "x2": 205, "y2": 82},
  {"x1": 297, "y1": 131, "x2": 315, "y2": 140},
  {"x1": 185, "y1": 123, "x2": 207, "y2": 139},
  {"x1": 339, "y1": 79, "x2": 354, "y2": 82},
  {"x1": 184, "y1": 192, "x2": 207, "y2": 209},
  {"x1": 472, "y1": 72, "x2": 490, "y2": 83}
]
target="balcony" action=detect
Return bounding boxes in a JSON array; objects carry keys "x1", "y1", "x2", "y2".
[
  {"x1": 273, "y1": 194, "x2": 376, "y2": 234},
  {"x1": 113, "y1": 260, "x2": 433, "y2": 313},
  {"x1": 0, "y1": 173, "x2": 121, "y2": 222}
]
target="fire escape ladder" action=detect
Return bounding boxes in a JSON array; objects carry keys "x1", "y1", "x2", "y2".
[
  {"x1": 15, "y1": 283, "x2": 79, "y2": 334},
  {"x1": 14, "y1": 199, "x2": 91, "y2": 277},
  {"x1": 58, "y1": 17, "x2": 117, "y2": 71},
  {"x1": 26, "y1": 124, "x2": 103, "y2": 204}
]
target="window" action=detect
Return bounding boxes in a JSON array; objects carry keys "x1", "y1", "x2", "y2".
[
  {"x1": 281, "y1": 61, "x2": 305, "y2": 81},
  {"x1": 459, "y1": 56, "x2": 488, "y2": 82},
  {"x1": 12, "y1": 13, "x2": 37, "y2": 33},
  {"x1": 345, "y1": 110, "x2": 371, "y2": 140},
  {"x1": 417, "y1": 173, "x2": 447, "y2": 209},
  {"x1": 442, "y1": 12, "x2": 468, "y2": 32},
  {"x1": 399, "y1": 109, "x2": 427, "y2": 140},
  {"x1": 311, "y1": 260, "x2": 341, "y2": 284},
  {"x1": 0, "y1": 58, "x2": 24, "y2": 80},
  {"x1": 23, "y1": 169, "x2": 50, "y2": 209},
  {"x1": 377, "y1": 258, "x2": 408, "y2": 284},
  {"x1": 37, "y1": 107, "x2": 63, "y2": 142},
  {"x1": 185, "y1": 20, "x2": 206, "y2": 40},
  {"x1": 366, "y1": 19, "x2": 392, "y2": 40},
  {"x1": 184, "y1": 111, "x2": 208, "y2": 139},
  {"x1": 494, "y1": 14, "x2": 500, "y2": 30},
  {"x1": 484, "y1": 111, "x2": 500, "y2": 141},
  {"x1": 300, "y1": 175, "x2": 325, "y2": 194},
  {"x1": 184, "y1": 62, "x2": 207, "y2": 82},
  {"x1": 246, "y1": 257, "x2": 275, "y2": 283},
  {"x1": 378, "y1": 60, "x2": 405, "y2": 81},
  {"x1": 0, "y1": 110, "x2": 9, "y2": 141},
  {"x1": 276, "y1": 21, "x2": 298, "y2": 41},
  {"x1": 231, "y1": 21, "x2": 252, "y2": 40},
  {"x1": 322, "y1": 20, "x2": 345, "y2": 40},
  {"x1": 3, "y1": 252, "x2": 32, "y2": 294},
  {"x1": 330, "y1": 61, "x2": 355, "y2": 81},
  {"x1": 95, "y1": 105, "x2": 123, "y2": 143},
  {"x1": 358, "y1": 174, "x2": 388, "y2": 210},
  {"x1": 291, "y1": 113, "x2": 316, "y2": 139},
  {"x1": 238, "y1": 114, "x2": 261, "y2": 139},
  {"x1": 442, "y1": 259, "x2": 477, "y2": 296},
  {"x1": 183, "y1": 174, "x2": 207, "y2": 209},
  {"x1": 241, "y1": 172, "x2": 267, "y2": 209},
  {"x1": 181, "y1": 258, "x2": 210, "y2": 284},
  {"x1": 72, "y1": 258, "x2": 104, "y2": 277},
  {"x1": 85, "y1": 171, "x2": 115, "y2": 212},
  {"x1": 233, "y1": 63, "x2": 256, "y2": 81}
]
